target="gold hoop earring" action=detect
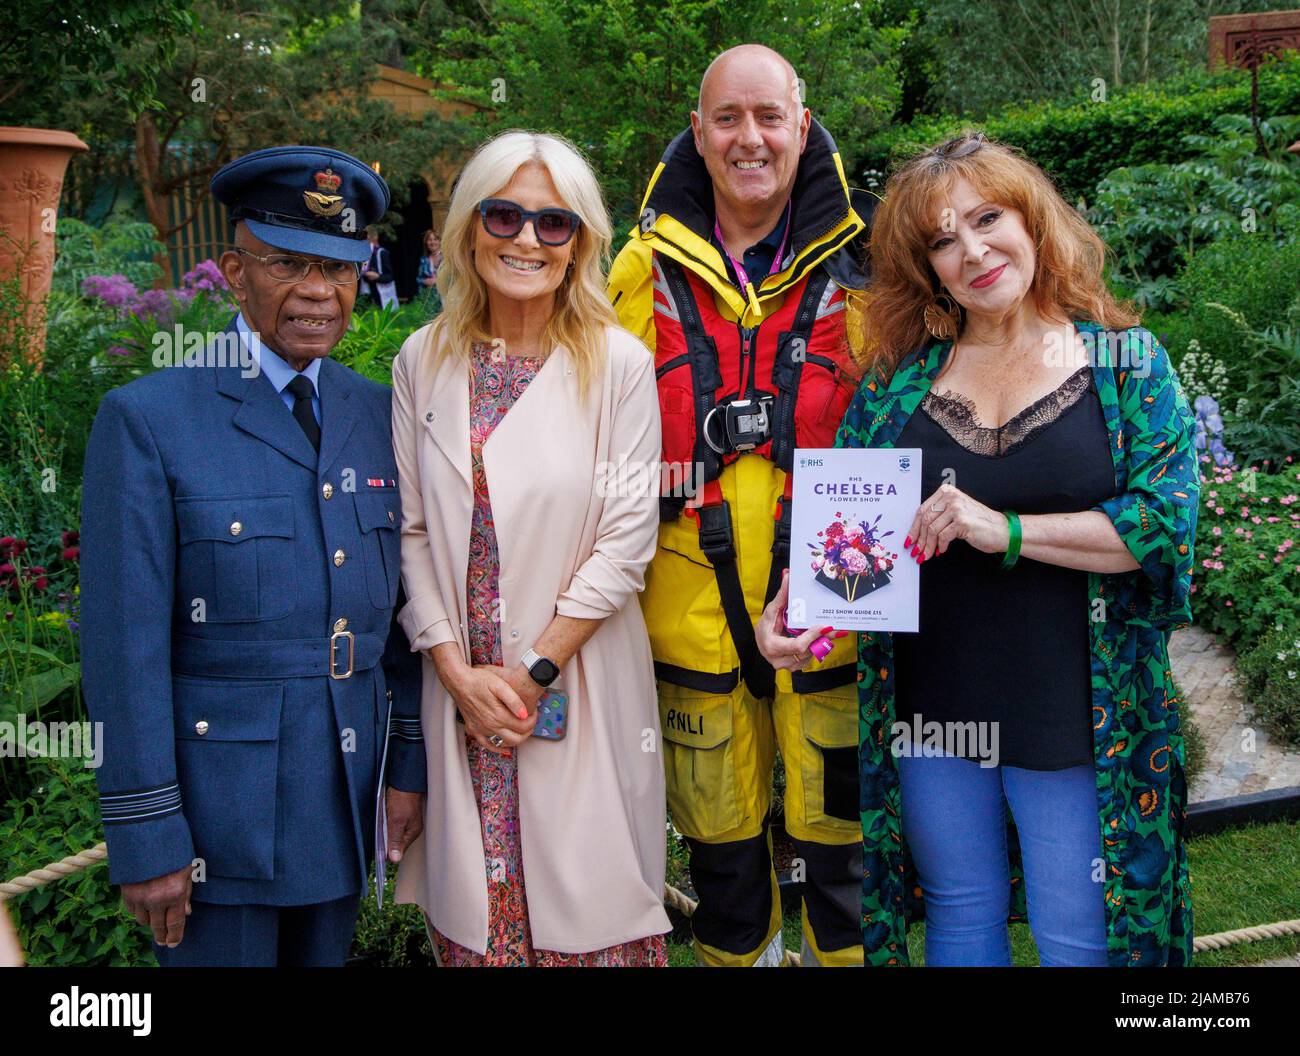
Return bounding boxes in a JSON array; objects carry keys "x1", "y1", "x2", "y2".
[{"x1": 923, "y1": 289, "x2": 960, "y2": 341}]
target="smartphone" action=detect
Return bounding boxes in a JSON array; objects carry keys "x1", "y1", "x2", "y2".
[{"x1": 531, "y1": 689, "x2": 568, "y2": 741}]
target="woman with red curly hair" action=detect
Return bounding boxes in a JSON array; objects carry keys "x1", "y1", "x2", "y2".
[{"x1": 758, "y1": 132, "x2": 1199, "y2": 966}]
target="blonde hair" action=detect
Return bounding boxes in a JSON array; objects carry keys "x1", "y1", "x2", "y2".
[
  {"x1": 864, "y1": 132, "x2": 1138, "y2": 377},
  {"x1": 427, "y1": 130, "x2": 617, "y2": 393}
]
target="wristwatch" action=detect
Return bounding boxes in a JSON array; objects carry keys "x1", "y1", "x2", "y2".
[{"x1": 521, "y1": 648, "x2": 560, "y2": 688}]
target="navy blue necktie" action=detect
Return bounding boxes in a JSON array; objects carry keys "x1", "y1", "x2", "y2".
[{"x1": 286, "y1": 374, "x2": 320, "y2": 452}]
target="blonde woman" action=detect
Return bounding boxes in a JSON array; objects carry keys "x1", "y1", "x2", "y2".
[{"x1": 389, "y1": 131, "x2": 671, "y2": 965}]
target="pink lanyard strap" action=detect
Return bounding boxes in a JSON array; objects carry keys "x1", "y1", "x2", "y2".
[{"x1": 713, "y1": 202, "x2": 791, "y2": 292}]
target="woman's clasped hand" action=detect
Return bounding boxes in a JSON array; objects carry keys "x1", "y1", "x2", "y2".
[
  {"x1": 904, "y1": 482, "x2": 1011, "y2": 562},
  {"x1": 433, "y1": 651, "x2": 539, "y2": 753}
]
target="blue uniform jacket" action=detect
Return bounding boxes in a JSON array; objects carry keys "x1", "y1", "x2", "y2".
[{"x1": 80, "y1": 320, "x2": 426, "y2": 905}]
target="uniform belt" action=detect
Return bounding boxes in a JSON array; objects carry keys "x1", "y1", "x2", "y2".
[{"x1": 171, "y1": 632, "x2": 386, "y2": 680}]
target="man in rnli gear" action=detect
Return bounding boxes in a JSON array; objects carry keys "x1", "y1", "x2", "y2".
[{"x1": 608, "y1": 44, "x2": 873, "y2": 966}]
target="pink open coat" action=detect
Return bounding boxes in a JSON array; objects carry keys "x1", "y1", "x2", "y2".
[{"x1": 389, "y1": 322, "x2": 671, "y2": 954}]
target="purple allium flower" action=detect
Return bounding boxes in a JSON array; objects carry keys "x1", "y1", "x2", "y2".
[
  {"x1": 82, "y1": 273, "x2": 139, "y2": 310},
  {"x1": 132, "y1": 288, "x2": 180, "y2": 325},
  {"x1": 182, "y1": 259, "x2": 227, "y2": 292}
]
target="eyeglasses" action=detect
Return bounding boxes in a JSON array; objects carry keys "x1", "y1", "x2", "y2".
[
  {"x1": 477, "y1": 199, "x2": 582, "y2": 246},
  {"x1": 235, "y1": 248, "x2": 361, "y2": 285},
  {"x1": 928, "y1": 132, "x2": 988, "y2": 160}
]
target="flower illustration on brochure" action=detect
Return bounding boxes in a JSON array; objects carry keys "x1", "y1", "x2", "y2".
[{"x1": 809, "y1": 512, "x2": 898, "y2": 603}]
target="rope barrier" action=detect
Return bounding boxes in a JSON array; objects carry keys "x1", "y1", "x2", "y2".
[
  {"x1": 0, "y1": 842, "x2": 106, "y2": 902},
  {"x1": 4, "y1": 845, "x2": 1295, "y2": 964},
  {"x1": 1193, "y1": 919, "x2": 1300, "y2": 952}
]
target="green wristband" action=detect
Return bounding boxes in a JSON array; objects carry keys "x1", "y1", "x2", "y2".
[{"x1": 1000, "y1": 510, "x2": 1022, "y2": 571}]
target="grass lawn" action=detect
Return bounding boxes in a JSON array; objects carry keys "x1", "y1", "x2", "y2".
[{"x1": 666, "y1": 819, "x2": 1300, "y2": 966}]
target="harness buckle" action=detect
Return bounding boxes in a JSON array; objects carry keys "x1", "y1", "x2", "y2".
[
  {"x1": 696, "y1": 500, "x2": 736, "y2": 564},
  {"x1": 702, "y1": 396, "x2": 774, "y2": 455}
]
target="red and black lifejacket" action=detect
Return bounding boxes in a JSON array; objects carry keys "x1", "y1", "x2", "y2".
[
  {"x1": 652, "y1": 253, "x2": 858, "y2": 494},
  {"x1": 651, "y1": 252, "x2": 860, "y2": 697}
]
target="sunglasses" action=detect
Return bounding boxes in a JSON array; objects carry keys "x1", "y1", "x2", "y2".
[
  {"x1": 478, "y1": 198, "x2": 582, "y2": 246},
  {"x1": 928, "y1": 132, "x2": 988, "y2": 160}
]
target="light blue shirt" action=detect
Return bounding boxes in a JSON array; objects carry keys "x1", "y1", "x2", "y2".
[{"x1": 236, "y1": 313, "x2": 321, "y2": 425}]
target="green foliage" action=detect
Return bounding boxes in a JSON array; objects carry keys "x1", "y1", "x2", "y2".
[
  {"x1": 863, "y1": 53, "x2": 1300, "y2": 202},
  {"x1": 1092, "y1": 114, "x2": 1300, "y2": 286},
  {"x1": 349, "y1": 869, "x2": 434, "y2": 966},
  {"x1": 1147, "y1": 235, "x2": 1300, "y2": 384},
  {"x1": 1192, "y1": 461, "x2": 1300, "y2": 664},
  {"x1": 50, "y1": 218, "x2": 163, "y2": 295},
  {"x1": 50, "y1": 0, "x2": 466, "y2": 237},
  {"x1": 333, "y1": 302, "x2": 432, "y2": 385},
  {"x1": 905, "y1": 0, "x2": 1288, "y2": 121},
  {"x1": 1237, "y1": 626, "x2": 1300, "y2": 748},
  {"x1": 1219, "y1": 316, "x2": 1300, "y2": 469},
  {"x1": 0, "y1": 758, "x2": 153, "y2": 967},
  {"x1": 0, "y1": 0, "x2": 193, "y2": 125}
]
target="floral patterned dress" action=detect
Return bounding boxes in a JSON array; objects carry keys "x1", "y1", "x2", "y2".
[{"x1": 429, "y1": 340, "x2": 667, "y2": 967}]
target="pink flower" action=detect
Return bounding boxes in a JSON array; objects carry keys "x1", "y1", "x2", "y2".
[{"x1": 1212, "y1": 526, "x2": 1222, "y2": 536}]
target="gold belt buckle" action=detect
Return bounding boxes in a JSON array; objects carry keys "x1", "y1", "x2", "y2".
[{"x1": 329, "y1": 630, "x2": 355, "y2": 679}]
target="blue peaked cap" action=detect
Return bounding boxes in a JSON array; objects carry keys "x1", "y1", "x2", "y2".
[{"x1": 210, "y1": 145, "x2": 390, "y2": 263}]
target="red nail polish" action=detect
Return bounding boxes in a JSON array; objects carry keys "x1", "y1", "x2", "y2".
[
  {"x1": 904, "y1": 536, "x2": 912, "y2": 549},
  {"x1": 819, "y1": 626, "x2": 834, "y2": 635}
]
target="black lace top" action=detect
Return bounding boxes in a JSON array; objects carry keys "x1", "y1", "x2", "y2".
[
  {"x1": 921, "y1": 367, "x2": 1095, "y2": 457},
  {"x1": 892, "y1": 366, "x2": 1117, "y2": 770}
]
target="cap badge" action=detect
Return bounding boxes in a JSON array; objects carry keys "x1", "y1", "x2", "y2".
[{"x1": 304, "y1": 168, "x2": 345, "y2": 217}]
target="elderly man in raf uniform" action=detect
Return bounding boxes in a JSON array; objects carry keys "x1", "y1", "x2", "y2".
[{"x1": 80, "y1": 146, "x2": 427, "y2": 967}]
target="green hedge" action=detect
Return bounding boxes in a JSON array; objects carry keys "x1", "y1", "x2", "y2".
[
  {"x1": 1145, "y1": 235, "x2": 1300, "y2": 367},
  {"x1": 859, "y1": 53, "x2": 1300, "y2": 201}
]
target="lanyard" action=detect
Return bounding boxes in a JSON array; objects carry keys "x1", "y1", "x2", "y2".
[{"x1": 713, "y1": 201, "x2": 791, "y2": 296}]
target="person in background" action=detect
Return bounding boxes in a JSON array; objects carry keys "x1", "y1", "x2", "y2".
[
  {"x1": 363, "y1": 226, "x2": 398, "y2": 310},
  {"x1": 390, "y1": 130, "x2": 670, "y2": 965},
  {"x1": 757, "y1": 131, "x2": 1198, "y2": 967},
  {"x1": 416, "y1": 229, "x2": 443, "y2": 316}
]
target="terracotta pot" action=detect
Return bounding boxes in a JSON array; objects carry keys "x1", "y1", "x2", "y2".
[{"x1": 0, "y1": 127, "x2": 90, "y2": 365}]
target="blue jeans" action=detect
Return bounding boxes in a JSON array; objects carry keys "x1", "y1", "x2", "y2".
[{"x1": 897, "y1": 752, "x2": 1108, "y2": 966}]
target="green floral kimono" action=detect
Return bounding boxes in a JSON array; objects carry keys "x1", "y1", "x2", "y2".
[{"x1": 836, "y1": 321, "x2": 1199, "y2": 967}]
